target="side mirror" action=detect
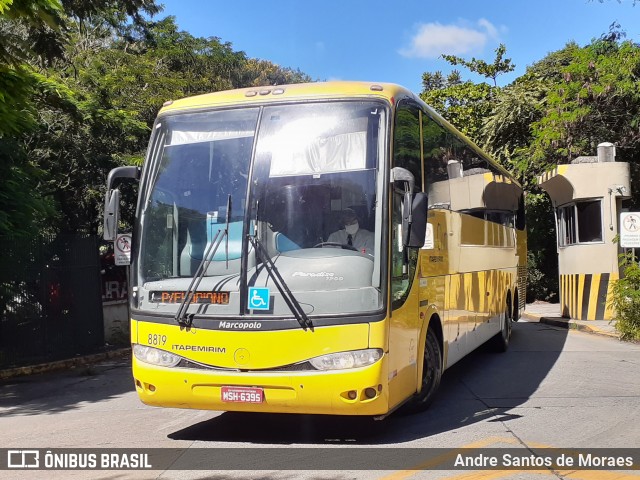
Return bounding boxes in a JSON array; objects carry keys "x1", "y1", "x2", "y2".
[
  {"x1": 391, "y1": 167, "x2": 427, "y2": 248},
  {"x1": 405, "y1": 193, "x2": 427, "y2": 248},
  {"x1": 103, "y1": 188, "x2": 120, "y2": 241},
  {"x1": 103, "y1": 166, "x2": 140, "y2": 241}
]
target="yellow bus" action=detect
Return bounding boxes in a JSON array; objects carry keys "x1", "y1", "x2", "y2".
[{"x1": 104, "y1": 81, "x2": 526, "y2": 417}]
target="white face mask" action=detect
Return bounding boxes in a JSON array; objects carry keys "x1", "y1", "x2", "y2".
[{"x1": 345, "y1": 222, "x2": 359, "y2": 235}]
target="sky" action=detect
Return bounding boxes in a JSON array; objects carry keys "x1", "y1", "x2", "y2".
[{"x1": 159, "y1": 0, "x2": 640, "y2": 93}]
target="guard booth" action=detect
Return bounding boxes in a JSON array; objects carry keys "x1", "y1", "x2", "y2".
[{"x1": 537, "y1": 143, "x2": 632, "y2": 320}]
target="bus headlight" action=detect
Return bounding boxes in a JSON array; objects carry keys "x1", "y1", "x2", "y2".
[
  {"x1": 309, "y1": 349, "x2": 383, "y2": 371},
  {"x1": 133, "y1": 344, "x2": 181, "y2": 367}
]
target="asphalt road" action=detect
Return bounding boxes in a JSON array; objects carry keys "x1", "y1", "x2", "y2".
[{"x1": 1, "y1": 321, "x2": 639, "y2": 480}]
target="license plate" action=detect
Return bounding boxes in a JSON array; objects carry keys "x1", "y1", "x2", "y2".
[{"x1": 221, "y1": 386, "x2": 264, "y2": 403}]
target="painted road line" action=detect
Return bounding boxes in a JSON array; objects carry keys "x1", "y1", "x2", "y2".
[
  {"x1": 377, "y1": 436, "x2": 521, "y2": 480},
  {"x1": 376, "y1": 437, "x2": 640, "y2": 480}
]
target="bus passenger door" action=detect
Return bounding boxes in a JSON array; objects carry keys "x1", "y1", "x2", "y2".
[
  {"x1": 388, "y1": 99, "x2": 425, "y2": 409},
  {"x1": 388, "y1": 189, "x2": 421, "y2": 409}
]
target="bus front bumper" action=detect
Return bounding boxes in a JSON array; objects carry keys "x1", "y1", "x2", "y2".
[{"x1": 132, "y1": 355, "x2": 389, "y2": 416}]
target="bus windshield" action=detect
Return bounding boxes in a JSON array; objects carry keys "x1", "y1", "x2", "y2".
[{"x1": 135, "y1": 101, "x2": 387, "y2": 318}]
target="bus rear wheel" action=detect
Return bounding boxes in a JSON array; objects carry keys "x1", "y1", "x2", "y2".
[{"x1": 405, "y1": 328, "x2": 442, "y2": 413}]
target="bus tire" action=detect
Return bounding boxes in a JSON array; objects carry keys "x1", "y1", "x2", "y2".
[
  {"x1": 491, "y1": 300, "x2": 512, "y2": 353},
  {"x1": 513, "y1": 291, "x2": 520, "y2": 322},
  {"x1": 405, "y1": 328, "x2": 442, "y2": 413}
]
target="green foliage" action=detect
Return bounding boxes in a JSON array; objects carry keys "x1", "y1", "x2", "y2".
[
  {"x1": 528, "y1": 35, "x2": 640, "y2": 166},
  {"x1": 420, "y1": 44, "x2": 515, "y2": 143},
  {"x1": 0, "y1": 0, "x2": 66, "y2": 135},
  {"x1": 0, "y1": 0, "x2": 68, "y2": 236},
  {"x1": 0, "y1": 1, "x2": 313, "y2": 237},
  {"x1": 0, "y1": 137, "x2": 57, "y2": 236},
  {"x1": 0, "y1": 0, "x2": 67, "y2": 70},
  {"x1": 25, "y1": 74, "x2": 150, "y2": 232},
  {"x1": 524, "y1": 192, "x2": 558, "y2": 302},
  {"x1": 242, "y1": 58, "x2": 312, "y2": 87},
  {"x1": 442, "y1": 44, "x2": 515, "y2": 87},
  {"x1": 0, "y1": 66, "x2": 37, "y2": 134},
  {"x1": 421, "y1": 75, "x2": 492, "y2": 142},
  {"x1": 481, "y1": 31, "x2": 640, "y2": 176},
  {"x1": 610, "y1": 253, "x2": 640, "y2": 341},
  {"x1": 480, "y1": 80, "x2": 548, "y2": 185}
]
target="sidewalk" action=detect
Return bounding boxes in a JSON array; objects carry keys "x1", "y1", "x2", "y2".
[
  {"x1": 523, "y1": 302, "x2": 619, "y2": 339},
  {"x1": 0, "y1": 347, "x2": 130, "y2": 381}
]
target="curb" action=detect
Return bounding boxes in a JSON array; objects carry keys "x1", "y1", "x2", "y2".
[
  {"x1": 522, "y1": 312, "x2": 619, "y2": 339},
  {"x1": 538, "y1": 317, "x2": 619, "y2": 339},
  {"x1": 0, "y1": 348, "x2": 131, "y2": 381}
]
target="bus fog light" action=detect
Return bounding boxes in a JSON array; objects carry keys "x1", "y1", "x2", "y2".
[
  {"x1": 309, "y1": 349, "x2": 383, "y2": 371},
  {"x1": 364, "y1": 387, "x2": 377, "y2": 399},
  {"x1": 348, "y1": 390, "x2": 357, "y2": 400},
  {"x1": 133, "y1": 344, "x2": 181, "y2": 367}
]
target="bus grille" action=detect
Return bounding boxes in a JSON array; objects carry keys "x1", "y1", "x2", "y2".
[
  {"x1": 517, "y1": 265, "x2": 527, "y2": 310},
  {"x1": 177, "y1": 359, "x2": 315, "y2": 372}
]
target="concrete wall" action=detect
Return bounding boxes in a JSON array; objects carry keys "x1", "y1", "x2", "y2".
[{"x1": 102, "y1": 300, "x2": 129, "y2": 345}]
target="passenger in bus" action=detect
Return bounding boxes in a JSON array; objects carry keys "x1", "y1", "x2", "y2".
[{"x1": 327, "y1": 208, "x2": 374, "y2": 256}]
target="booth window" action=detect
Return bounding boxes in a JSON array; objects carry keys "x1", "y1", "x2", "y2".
[{"x1": 557, "y1": 199, "x2": 603, "y2": 246}]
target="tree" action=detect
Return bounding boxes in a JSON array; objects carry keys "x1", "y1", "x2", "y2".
[
  {"x1": 420, "y1": 44, "x2": 515, "y2": 143},
  {"x1": 8, "y1": 9, "x2": 314, "y2": 236},
  {"x1": 441, "y1": 44, "x2": 515, "y2": 87},
  {"x1": 0, "y1": 0, "x2": 165, "y2": 236},
  {"x1": 0, "y1": 0, "x2": 66, "y2": 236},
  {"x1": 531, "y1": 35, "x2": 640, "y2": 174},
  {"x1": 480, "y1": 77, "x2": 548, "y2": 184},
  {"x1": 0, "y1": 0, "x2": 65, "y2": 135},
  {"x1": 242, "y1": 58, "x2": 312, "y2": 87}
]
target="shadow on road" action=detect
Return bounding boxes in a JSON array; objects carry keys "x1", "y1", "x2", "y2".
[
  {"x1": 0, "y1": 356, "x2": 132, "y2": 416},
  {"x1": 169, "y1": 322, "x2": 569, "y2": 444}
]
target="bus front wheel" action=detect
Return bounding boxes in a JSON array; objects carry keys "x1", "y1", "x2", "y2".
[{"x1": 405, "y1": 328, "x2": 442, "y2": 413}]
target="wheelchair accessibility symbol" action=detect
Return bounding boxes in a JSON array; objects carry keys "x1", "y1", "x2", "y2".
[{"x1": 248, "y1": 287, "x2": 270, "y2": 310}]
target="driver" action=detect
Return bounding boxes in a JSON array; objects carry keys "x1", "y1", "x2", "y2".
[{"x1": 327, "y1": 208, "x2": 374, "y2": 256}]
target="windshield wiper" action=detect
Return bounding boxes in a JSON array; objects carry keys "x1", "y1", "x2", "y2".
[
  {"x1": 248, "y1": 235, "x2": 313, "y2": 332},
  {"x1": 175, "y1": 195, "x2": 231, "y2": 328}
]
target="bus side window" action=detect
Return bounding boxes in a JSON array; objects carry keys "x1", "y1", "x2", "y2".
[
  {"x1": 423, "y1": 114, "x2": 451, "y2": 209},
  {"x1": 391, "y1": 101, "x2": 421, "y2": 308},
  {"x1": 393, "y1": 101, "x2": 422, "y2": 192}
]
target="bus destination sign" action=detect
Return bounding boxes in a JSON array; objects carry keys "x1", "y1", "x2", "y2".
[{"x1": 149, "y1": 291, "x2": 230, "y2": 304}]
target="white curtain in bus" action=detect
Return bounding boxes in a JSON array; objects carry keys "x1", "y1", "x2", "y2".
[
  {"x1": 168, "y1": 129, "x2": 253, "y2": 146},
  {"x1": 270, "y1": 131, "x2": 367, "y2": 176}
]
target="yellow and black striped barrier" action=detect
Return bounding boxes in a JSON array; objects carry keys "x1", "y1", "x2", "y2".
[{"x1": 559, "y1": 273, "x2": 617, "y2": 320}]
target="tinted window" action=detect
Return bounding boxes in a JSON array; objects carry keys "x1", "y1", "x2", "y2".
[{"x1": 393, "y1": 101, "x2": 422, "y2": 192}]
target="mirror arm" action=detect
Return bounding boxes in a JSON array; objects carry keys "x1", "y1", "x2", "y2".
[{"x1": 106, "y1": 166, "x2": 140, "y2": 191}]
